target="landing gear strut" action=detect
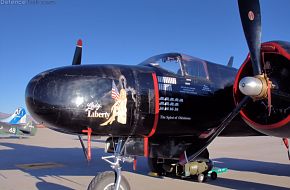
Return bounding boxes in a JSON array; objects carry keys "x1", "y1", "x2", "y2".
[
  {"x1": 79, "y1": 127, "x2": 92, "y2": 162},
  {"x1": 87, "y1": 138, "x2": 132, "y2": 190}
]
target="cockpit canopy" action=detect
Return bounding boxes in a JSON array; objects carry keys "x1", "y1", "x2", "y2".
[
  {"x1": 140, "y1": 53, "x2": 209, "y2": 79},
  {"x1": 140, "y1": 53, "x2": 237, "y2": 87}
]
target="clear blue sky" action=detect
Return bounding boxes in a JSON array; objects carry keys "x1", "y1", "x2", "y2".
[{"x1": 0, "y1": 0, "x2": 289, "y2": 113}]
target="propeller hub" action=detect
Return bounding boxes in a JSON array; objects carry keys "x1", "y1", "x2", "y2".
[{"x1": 239, "y1": 75, "x2": 268, "y2": 99}]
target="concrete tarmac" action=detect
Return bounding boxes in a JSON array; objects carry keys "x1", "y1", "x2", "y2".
[{"x1": 0, "y1": 128, "x2": 289, "y2": 190}]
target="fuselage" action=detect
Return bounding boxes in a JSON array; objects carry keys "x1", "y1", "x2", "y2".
[{"x1": 25, "y1": 53, "x2": 259, "y2": 138}]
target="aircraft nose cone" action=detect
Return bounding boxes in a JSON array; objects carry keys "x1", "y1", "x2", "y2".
[
  {"x1": 24, "y1": 65, "x2": 119, "y2": 134},
  {"x1": 25, "y1": 72, "x2": 42, "y2": 115},
  {"x1": 238, "y1": 76, "x2": 263, "y2": 96},
  {"x1": 25, "y1": 69, "x2": 57, "y2": 126}
]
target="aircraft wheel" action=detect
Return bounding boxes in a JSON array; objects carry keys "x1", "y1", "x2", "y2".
[
  {"x1": 87, "y1": 171, "x2": 130, "y2": 190},
  {"x1": 210, "y1": 171, "x2": 218, "y2": 180},
  {"x1": 197, "y1": 174, "x2": 206, "y2": 183}
]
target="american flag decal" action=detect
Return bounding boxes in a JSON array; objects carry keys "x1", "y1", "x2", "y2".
[{"x1": 111, "y1": 80, "x2": 120, "y2": 100}]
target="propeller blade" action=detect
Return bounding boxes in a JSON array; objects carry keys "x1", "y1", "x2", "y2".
[
  {"x1": 238, "y1": 0, "x2": 262, "y2": 76},
  {"x1": 72, "y1": 39, "x2": 82, "y2": 65}
]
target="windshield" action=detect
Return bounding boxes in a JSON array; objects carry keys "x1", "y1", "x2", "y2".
[{"x1": 140, "y1": 53, "x2": 209, "y2": 79}]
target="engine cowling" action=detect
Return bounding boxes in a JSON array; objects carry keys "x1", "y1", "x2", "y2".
[{"x1": 234, "y1": 41, "x2": 290, "y2": 138}]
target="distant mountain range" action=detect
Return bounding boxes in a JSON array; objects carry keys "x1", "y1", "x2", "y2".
[{"x1": 0, "y1": 112, "x2": 9, "y2": 119}]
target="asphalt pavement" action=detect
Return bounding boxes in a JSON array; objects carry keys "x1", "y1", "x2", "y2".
[{"x1": 0, "y1": 128, "x2": 289, "y2": 190}]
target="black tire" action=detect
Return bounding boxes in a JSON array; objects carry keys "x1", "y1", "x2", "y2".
[
  {"x1": 210, "y1": 171, "x2": 218, "y2": 180},
  {"x1": 88, "y1": 171, "x2": 130, "y2": 190},
  {"x1": 148, "y1": 158, "x2": 164, "y2": 175}
]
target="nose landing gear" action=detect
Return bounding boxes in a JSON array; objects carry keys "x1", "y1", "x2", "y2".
[
  {"x1": 87, "y1": 138, "x2": 133, "y2": 190},
  {"x1": 87, "y1": 171, "x2": 130, "y2": 190}
]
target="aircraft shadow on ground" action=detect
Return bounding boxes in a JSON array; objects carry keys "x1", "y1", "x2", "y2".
[
  {"x1": 0, "y1": 142, "x2": 289, "y2": 190},
  {"x1": 0, "y1": 142, "x2": 114, "y2": 176},
  {"x1": 36, "y1": 181, "x2": 74, "y2": 190},
  {"x1": 207, "y1": 177, "x2": 290, "y2": 190},
  {"x1": 214, "y1": 157, "x2": 290, "y2": 177}
]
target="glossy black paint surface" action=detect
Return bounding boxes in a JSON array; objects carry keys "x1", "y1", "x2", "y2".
[
  {"x1": 23, "y1": 46, "x2": 290, "y2": 160},
  {"x1": 26, "y1": 64, "x2": 156, "y2": 136},
  {"x1": 26, "y1": 53, "x2": 259, "y2": 138}
]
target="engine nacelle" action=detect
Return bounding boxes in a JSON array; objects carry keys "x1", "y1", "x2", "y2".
[{"x1": 234, "y1": 41, "x2": 290, "y2": 138}]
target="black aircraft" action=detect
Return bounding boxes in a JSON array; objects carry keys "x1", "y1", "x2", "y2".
[{"x1": 25, "y1": 0, "x2": 290, "y2": 189}]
